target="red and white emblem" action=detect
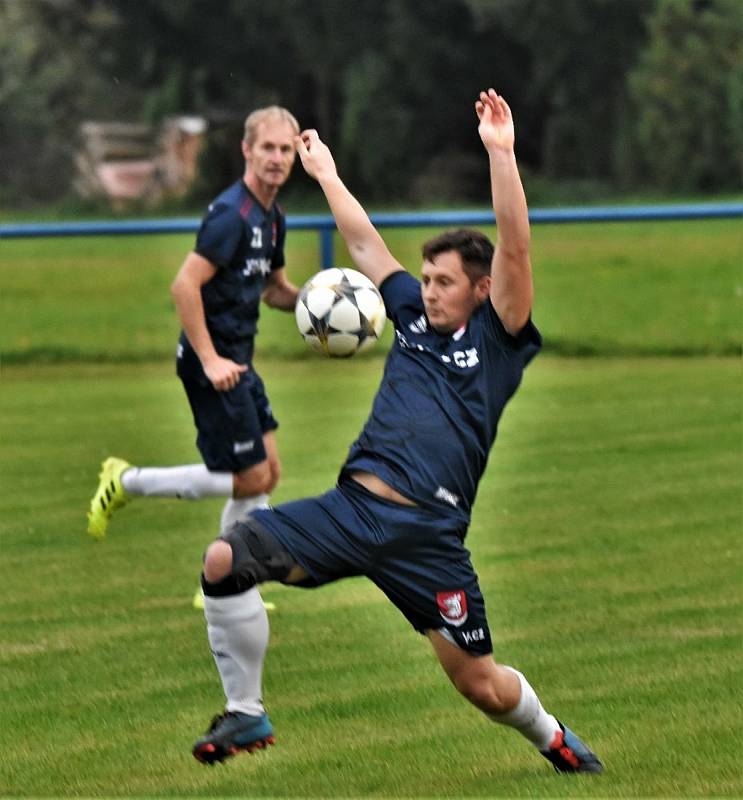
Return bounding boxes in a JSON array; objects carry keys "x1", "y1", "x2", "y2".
[{"x1": 436, "y1": 590, "x2": 468, "y2": 627}]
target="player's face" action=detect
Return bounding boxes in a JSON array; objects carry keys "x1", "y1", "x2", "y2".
[
  {"x1": 243, "y1": 119, "x2": 297, "y2": 190},
  {"x1": 421, "y1": 251, "x2": 490, "y2": 333}
]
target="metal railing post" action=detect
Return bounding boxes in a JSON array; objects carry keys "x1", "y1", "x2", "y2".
[{"x1": 320, "y1": 226, "x2": 335, "y2": 269}]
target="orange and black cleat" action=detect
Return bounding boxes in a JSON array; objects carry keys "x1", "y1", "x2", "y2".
[{"x1": 540, "y1": 721, "x2": 604, "y2": 774}]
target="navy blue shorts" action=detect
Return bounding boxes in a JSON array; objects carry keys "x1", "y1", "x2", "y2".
[
  {"x1": 251, "y1": 479, "x2": 493, "y2": 655},
  {"x1": 180, "y1": 368, "x2": 278, "y2": 473}
]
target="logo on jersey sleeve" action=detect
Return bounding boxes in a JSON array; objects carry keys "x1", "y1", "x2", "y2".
[
  {"x1": 408, "y1": 314, "x2": 428, "y2": 334},
  {"x1": 436, "y1": 590, "x2": 468, "y2": 627}
]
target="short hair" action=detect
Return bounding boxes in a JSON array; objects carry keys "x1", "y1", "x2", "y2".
[
  {"x1": 243, "y1": 106, "x2": 300, "y2": 146},
  {"x1": 421, "y1": 228, "x2": 494, "y2": 284}
]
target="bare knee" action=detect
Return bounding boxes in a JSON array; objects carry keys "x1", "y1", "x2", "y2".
[
  {"x1": 233, "y1": 455, "x2": 281, "y2": 497},
  {"x1": 267, "y1": 458, "x2": 281, "y2": 493},
  {"x1": 203, "y1": 540, "x2": 233, "y2": 583},
  {"x1": 233, "y1": 461, "x2": 272, "y2": 497}
]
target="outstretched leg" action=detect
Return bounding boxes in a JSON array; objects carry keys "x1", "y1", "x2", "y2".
[{"x1": 428, "y1": 631, "x2": 603, "y2": 774}]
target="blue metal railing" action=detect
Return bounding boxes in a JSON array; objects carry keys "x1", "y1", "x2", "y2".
[{"x1": 2, "y1": 202, "x2": 741, "y2": 268}]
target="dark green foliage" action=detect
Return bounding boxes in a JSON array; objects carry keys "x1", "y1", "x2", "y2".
[
  {"x1": 2, "y1": 0, "x2": 741, "y2": 205},
  {"x1": 469, "y1": 0, "x2": 653, "y2": 181},
  {"x1": 624, "y1": 0, "x2": 743, "y2": 191}
]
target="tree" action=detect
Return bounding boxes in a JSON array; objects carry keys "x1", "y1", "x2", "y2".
[
  {"x1": 5, "y1": 0, "x2": 733, "y2": 208},
  {"x1": 625, "y1": 0, "x2": 743, "y2": 192},
  {"x1": 337, "y1": 0, "x2": 527, "y2": 202},
  {"x1": 470, "y1": 0, "x2": 653, "y2": 181},
  {"x1": 0, "y1": 0, "x2": 131, "y2": 203}
]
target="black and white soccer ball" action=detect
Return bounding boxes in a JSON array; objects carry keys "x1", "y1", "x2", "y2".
[{"x1": 295, "y1": 267, "x2": 387, "y2": 357}]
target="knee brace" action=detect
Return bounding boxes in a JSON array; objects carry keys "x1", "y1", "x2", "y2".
[{"x1": 202, "y1": 518, "x2": 297, "y2": 597}]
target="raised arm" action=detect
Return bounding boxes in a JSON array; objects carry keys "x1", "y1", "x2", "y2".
[
  {"x1": 476, "y1": 89, "x2": 533, "y2": 335},
  {"x1": 295, "y1": 130, "x2": 404, "y2": 289}
]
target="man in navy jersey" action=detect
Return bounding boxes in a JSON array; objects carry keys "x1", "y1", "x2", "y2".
[
  {"x1": 191, "y1": 89, "x2": 603, "y2": 775},
  {"x1": 87, "y1": 106, "x2": 302, "y2": 555}
]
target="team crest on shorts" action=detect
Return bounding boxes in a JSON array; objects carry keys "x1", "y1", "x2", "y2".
[{"x1": 436, "y1": 590, "x2": 468, "y2": 627}]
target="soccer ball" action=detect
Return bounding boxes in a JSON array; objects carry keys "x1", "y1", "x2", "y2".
[{"x1": 295, "y1": 267, "x2": 386, "y2": 357}]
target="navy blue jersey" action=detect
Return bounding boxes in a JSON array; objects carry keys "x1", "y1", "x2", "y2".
[
  {"x1": 342, "y1": 270, "x2": 541, "y2": 528},
  {"x1": 177, "y1": 180, "x2": 286, "y2": 375}
]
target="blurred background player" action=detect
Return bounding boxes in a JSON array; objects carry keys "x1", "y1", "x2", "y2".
[
  {"x1": 190, "y1": 89, "x2": 603, "y2": 775},
  {"x1": 87, "y1": 107, "x2": 301, "y2": 580}
]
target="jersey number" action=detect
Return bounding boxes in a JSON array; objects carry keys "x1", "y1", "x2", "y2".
[{"x1": 251, "y1": 227, "x2": 262, "y2": 248}]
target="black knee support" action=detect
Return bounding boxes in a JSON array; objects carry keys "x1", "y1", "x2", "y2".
[{"x1": 202, "y1": 518, "x2": 298, "y2": 597}]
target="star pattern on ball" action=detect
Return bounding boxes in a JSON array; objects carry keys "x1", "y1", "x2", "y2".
[{"x1": 295, "y1": 268, "x2": 387, "y2": 357}]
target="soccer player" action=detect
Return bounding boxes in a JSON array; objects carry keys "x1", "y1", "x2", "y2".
[
  {"x1": 87, "y1": 106, "x2": 302, "y2": 547},
  {"x1": 191, "y1": 89, "x2": 604, "y2": 774}
]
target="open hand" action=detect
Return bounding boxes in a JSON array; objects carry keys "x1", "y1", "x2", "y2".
[{"x1": 476, "y1": 89, "x2": 515, "y2": 152}]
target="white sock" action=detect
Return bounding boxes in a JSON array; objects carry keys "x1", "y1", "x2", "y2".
[
  {"x1": 487, "y1": 667, "x2": 560, "y2": 750},
  {"x1": 203, "y1": 589, "x2": 268, "y2": 717},
  {"x1": 220, "y1": 494, "x2": 270, "y2": 532},
  {"x1": 121, "y1": 465, "x2": 233, "y2": 499}
]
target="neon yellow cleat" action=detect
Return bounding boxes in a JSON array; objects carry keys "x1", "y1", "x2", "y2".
[{"x1": 87, "y1": 457, "x2": 131, "y2": 539}]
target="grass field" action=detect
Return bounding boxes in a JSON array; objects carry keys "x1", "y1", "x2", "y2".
[
  {"x1": 1, "y1": 220, "x2": 741, "y2": 797},
  {"x1": 2, "y1": 219, "x2": 741, "y2": 363}
]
